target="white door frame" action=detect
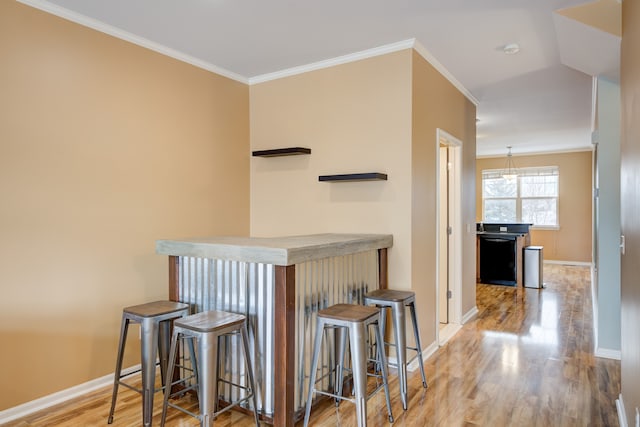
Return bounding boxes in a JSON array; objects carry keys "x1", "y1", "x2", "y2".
[{"x1": 436, "y1": 129, "x2": 463, "y2": 345}]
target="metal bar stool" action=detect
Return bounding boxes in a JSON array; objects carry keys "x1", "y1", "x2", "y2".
[
  {"x1": 108, "y1": 300, "x2": 190, "y2": 426},
  {"x1": 303, "y1": 304, "x2": 394, "y2": 427},
  {"x1": 160, "y1": 310, "x2": 259, "y2": 427},
  {"x1": 364, "y1": 289, "x2": 427, "y2": 410}
]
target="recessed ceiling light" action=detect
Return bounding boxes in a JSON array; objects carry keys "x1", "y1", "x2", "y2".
[{"x1": 503, "y1": 43, "x2": 520, "y2": 55}]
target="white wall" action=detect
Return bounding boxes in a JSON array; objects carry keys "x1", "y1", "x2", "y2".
[{"x1": 595, "y1": 77, "x2": 621, "y2": 357}]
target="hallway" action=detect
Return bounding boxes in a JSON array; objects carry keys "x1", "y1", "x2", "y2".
[{"x1": 418, "y1": 264, "x2": 621, "y2": 426}]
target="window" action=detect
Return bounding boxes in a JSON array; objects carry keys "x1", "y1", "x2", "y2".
[{"x1": 482, "y1": 166, "x2": 559, "y2": 227}]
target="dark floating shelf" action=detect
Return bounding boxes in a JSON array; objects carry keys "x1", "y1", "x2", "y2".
[
  {"x1": 319, "y1": 173, "x2": 388, "y2": 182},
  {"x1": 252, "y1": 147, "x2": 311, "y2": 157}
]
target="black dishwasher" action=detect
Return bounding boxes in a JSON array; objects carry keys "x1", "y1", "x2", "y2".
[{"x1": 479, "y1": 235, "x2": 517, "y2": 286}]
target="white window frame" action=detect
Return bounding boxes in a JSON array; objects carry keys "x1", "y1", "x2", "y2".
[{"x1": 482, "y1": 166, "x2": 559, "y2": 229}]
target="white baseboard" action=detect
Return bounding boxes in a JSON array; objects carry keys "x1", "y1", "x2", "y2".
[
  {"x1": 0, "y1": 364, "x2": 140, "y2": 424},
  {"x1": 595, "y1": 347, "x2": 622, "y2": 360},
  {"x1": 590, "y1": 266, "x2": 621, "y2": 361},
  {"x1": 591, "y1": 268, "x2": 601, "y2": 359},
  {"x1": 406, "y1": 341, "x2": 438, "y2": 372},
  {"x1": 438, "y1": 323, "x2": 461, "y2": 346},
  {"x1": 617, "y1": 393, "x2": 629, "y2": 427},
  {"x1": 386, "y1": 340, "x2": 439, "y2": 373},
  {"x1": 462, "y1": 306, "x2": 479, "y2": 324},
  {"x1": 543, "y1": 260, "x2": 593, "y2": 267}
]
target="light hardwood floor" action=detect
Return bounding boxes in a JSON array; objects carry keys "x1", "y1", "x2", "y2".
[{"x1": 2, "y1": 264, "x2": 620, "y2": 426}]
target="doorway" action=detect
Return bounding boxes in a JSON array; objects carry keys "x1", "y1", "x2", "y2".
[{"x1": 437, "y1": 129, "x2": 463, "y2": 345}]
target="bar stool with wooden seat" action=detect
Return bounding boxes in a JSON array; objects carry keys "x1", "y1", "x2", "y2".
[
  {"x1": 303, "y1": 304, "x2": 394, "y2": 427},
  {"x1": 108, "y1": 300, "x2": 191, "y2": 427},
  {"x1": 363, "y1": 289, "x2": 427, "y2": 410},
  {"x1": 160, "y1": 310, "x2": 259, "y2": 427}
]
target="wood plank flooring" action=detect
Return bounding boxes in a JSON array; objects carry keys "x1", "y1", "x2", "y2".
[{"x1": 2, "y1": 264, "x2": 620, "y2": 426}]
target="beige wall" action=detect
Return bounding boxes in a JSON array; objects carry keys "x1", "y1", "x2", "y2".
[
  {"x1": 556, "y1": 0, "x2": 621, "y2": 37},
  {"x1": 476, "y1": 151, "x2": 593, "y2": 263},
  {"x1": 0, "y1": 2, "x2": 249, "y2": 409},
  {"x1": 250, "y1": 49, "x2": 476, "y2": 353},
  {"x1": 620, "y1": 0, "x2": 640, "y2": 422},
  {"x1": 250, "y1": 50, "x2": 413, "y2": 284},
  {"x1": 411, "y1": 52, "x2": 477, "y2": 341}
]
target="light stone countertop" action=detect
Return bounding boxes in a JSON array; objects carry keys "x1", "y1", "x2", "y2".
[{"x1": 156, "y1": 233, "x2": 393, "y2": 266}]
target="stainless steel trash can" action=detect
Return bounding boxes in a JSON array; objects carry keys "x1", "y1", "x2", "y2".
[{"x1": 524, "y1": 246, "x2": 544, "y2": 288}]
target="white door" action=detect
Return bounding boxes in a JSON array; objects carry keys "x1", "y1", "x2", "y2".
[
  {"x1": 437, "y1": 129, "x2": 462, "y2": 345},
  {"x1": 438, "y1": 145, "x2": 450, "y2": 324}
]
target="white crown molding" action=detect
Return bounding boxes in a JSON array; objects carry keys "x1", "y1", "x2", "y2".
[
  {"x1": 412, "y1": 40, "x2": 479, "y2": 106},
  {"x1": 591, "y1": 76, "x2": 598, "y2": 132},
  {"x1": 17, "y1": 0, "x2": 478, "y2": 105},
  {"x1": 16, "y1": 0, "x2": 248, "y2": 84},
  {"x1": 476, "y1": 146, "x2": 594, "y2": 159},
  {"x1": 249, "y1": 39, "x2": 416, "y2": 85},
  {"x1": 250, "y1": 39, "x2": 479, "y2": 108}
]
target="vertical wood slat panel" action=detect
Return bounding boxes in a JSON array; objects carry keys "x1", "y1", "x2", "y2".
[
  {"x1": 274, "y1": 265, "x2": 296, "y2": 427},
  {"x1": 168, "y1": 255, "x2": 179, "y2": 302}
]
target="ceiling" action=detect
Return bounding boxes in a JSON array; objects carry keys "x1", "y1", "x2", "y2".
[{"x1": 19, "y1": 0, "x2": 621, "y2": 157}]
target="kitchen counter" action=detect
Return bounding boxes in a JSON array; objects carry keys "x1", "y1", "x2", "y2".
[
  {"x1": 156, "y1": 233, "x2": 393, "y2": 265},
  {"x1": 476, "y1": 231, "x2": 527, "y2": 239}
]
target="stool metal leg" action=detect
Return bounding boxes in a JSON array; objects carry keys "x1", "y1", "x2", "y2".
[
  {"x1": 390, "y1": 301, "x2": 408, "y2": 410},
  {"x1": 349, "y1": 321, "x2": 368, "y2": 427},
  {"x1": 158, "y1": 319, "x2": 172, "y2": 389},
  {"x1": 408, "y1": 301, "x2": 428, "y2": 388},
  {"x1": 374, "y1": 323, "x2": 394, "y2": 423},
  {"x1": 186, "y1": 337, "x2": 199, "y2": 399},
  {"x1": 240, "y1": 324, "x2": 260, "y2": 426},
  {"x1": 375, "y1": 307, "x2": 387, "y2": 374},
  {"x1": 160, "y1": 328, "x2": 180, "y2": 427},
  {"x1": 303, "y1": 318, "x2": 326, "y2": 427},
  {"x1": 334, "y1": 326, "x2": 347, "y2": 406},
  {"x1": 107, "y1": 314, "x2": 129, "y2": 424},
  {"x1": 140, "y1": 317, "x2": 160, "y2": 427},
  {"x1": 378, "y1": 307, "x2": 387, "y2": 342},
  {"x1": 198, "y1": 331, "x2": 219, "y2": 427}
]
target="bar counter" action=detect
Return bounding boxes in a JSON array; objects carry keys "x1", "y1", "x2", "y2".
[{"x1": 156, "y1": 233, "x2": 393, "y2": 426}]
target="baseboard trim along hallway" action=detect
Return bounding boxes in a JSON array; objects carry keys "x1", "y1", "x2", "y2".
[{"x1": 0, "y1": 364, "x2": 141, "y2": 424}]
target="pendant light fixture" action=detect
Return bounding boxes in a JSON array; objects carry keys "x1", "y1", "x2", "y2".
[{"x1": 502, "y1": 145, "x2": 518, "y2": 180}]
